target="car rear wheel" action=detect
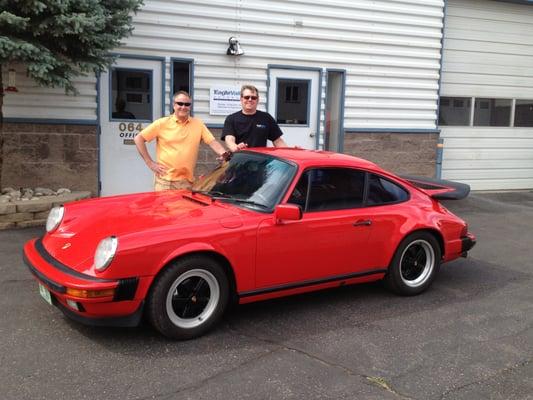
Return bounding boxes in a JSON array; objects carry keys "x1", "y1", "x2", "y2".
[
  {"x1": 385, "y1": 231, "x2": 441, "y2": 296},
  {"x1": 147, "y1": 255, "x2": 229, "y2": 340}
]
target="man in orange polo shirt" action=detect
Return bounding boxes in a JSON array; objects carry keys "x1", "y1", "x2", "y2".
[{"x1": 134, "y1": 91, "x2": 228, "y2": 191}]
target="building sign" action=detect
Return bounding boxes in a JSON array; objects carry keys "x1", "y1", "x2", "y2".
[{"x1": 209, "y1": 86, "x2": 241, "y2": 115}]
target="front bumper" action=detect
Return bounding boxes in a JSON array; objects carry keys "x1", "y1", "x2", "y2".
[{"x1": 23, "y1": 238, "x2": 143, "y2": 327}]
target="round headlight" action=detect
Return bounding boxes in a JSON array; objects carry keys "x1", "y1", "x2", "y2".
[
  {"x1": 94, "y1": 236, "x2": 118, "y2": 272},
  {"x1": 46, "y1": 206, "x2": 65, "y2": 233}
]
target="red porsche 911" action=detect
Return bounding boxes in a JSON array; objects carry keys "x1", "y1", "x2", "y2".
[{"x1": 23, "y1": 148, "x2": 475, "y2": 339}]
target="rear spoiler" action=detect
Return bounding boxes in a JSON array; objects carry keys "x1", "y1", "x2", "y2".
[{"x1": 399, "y1": 175, "x2": 471, "y2": 200}]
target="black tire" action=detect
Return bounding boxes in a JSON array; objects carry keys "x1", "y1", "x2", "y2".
[
  {"x1": 385, "y1": 231, "x2": 441, "y2": 296},
  {"x1": 146, "y1": 255, "x2": 229, "y2": 340}
]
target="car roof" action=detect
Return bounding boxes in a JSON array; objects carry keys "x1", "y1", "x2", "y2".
[{"x1": 245, "y1": 147, "x2": 383, "y2": 171}]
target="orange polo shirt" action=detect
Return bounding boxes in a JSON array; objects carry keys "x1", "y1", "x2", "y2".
[{"x1": 140, "y1": 115, "x2": 215, "y2": 182}]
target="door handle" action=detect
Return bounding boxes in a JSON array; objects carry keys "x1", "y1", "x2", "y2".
[
  {"x1": 309, "y1": 132, "x2": 315, "y2": 137},
  {"x1": 353, "y1": 219, "x2": 372, "y2": 227}
]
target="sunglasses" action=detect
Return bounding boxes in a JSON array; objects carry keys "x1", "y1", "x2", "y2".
[
  {"x1": 174, "y1": 102, "x2": 191, "y2": 107},
  {"x1": 242, "y1": 96, "x2": 258, "y2": 100}
]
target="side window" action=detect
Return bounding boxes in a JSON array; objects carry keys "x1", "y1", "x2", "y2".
[
  {"x1": 287, "y1": 171, "x2": 309, "y2": 209},
  {"x1": 367, "y1": 174, "x2": 408, "y2": 206},
  {"x1": 288, "y1": 168, "x2": 365, "y2": 212}
]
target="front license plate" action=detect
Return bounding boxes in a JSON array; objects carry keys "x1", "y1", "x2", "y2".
[{"x1": 38, "y1": 283, "x2": 52, "y2": 305}]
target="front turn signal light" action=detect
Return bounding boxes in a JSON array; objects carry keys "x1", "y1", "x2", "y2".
[{"x1": 66, "y1": 288, "x2": 116, "y2": 298}]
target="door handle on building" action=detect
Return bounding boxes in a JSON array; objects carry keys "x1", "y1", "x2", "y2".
[{"x1": 309, "y1": 132, "x2": 315, "y2": 137}]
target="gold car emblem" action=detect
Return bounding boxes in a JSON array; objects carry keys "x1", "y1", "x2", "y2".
[{"x1": 62, "y1": 243, "x2": 72, "y2": 250}]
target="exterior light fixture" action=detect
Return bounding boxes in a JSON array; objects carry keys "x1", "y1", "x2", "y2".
[
  {"x1": 5, "y1": 68, "x2": 18, "y2": 92},
  {"x1": 226, "y1": 37, "x2": 244, "y2": 56}
]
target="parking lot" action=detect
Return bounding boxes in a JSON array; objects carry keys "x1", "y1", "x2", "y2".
[{"x1": 1, "y1": 191, "x2": 532, "y2": 400}]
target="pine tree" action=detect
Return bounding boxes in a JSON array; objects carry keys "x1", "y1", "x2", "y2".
[{"x1": 0, "y1": 0, "x2": 144, "y2": 186}]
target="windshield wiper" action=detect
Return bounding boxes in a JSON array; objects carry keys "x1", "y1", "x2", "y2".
[
  {"x1": 191, "y1": 189, "x2": 229, "y2": 198},
  {"x1": 208, "y1": 190, "x2": 231, "y2": 198},
  {"x1": 223, "y1": 198, "x2": 269, "y2": 209},
  {"x1": 193, "y1": 190, "x2": 268, "y2": 209}
]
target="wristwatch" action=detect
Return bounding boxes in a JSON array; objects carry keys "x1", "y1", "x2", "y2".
[{"x1": 221, "y1": 151, "x2": 232, "y2": 161}]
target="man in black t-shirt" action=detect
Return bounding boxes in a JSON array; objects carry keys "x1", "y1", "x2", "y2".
[{"x1": 222, "y1": 85, "x2": 288, "y2": 152}]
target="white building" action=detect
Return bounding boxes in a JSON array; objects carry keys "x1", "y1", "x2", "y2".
[
  {"x1": 439, "y1": 0, "x2": 533, "y2": 190},
  {"x1": 2, "y1": 0, "x2": 532, "y2": 194}
]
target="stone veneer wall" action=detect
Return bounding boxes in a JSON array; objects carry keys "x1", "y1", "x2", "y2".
[
  {"x1": 1, "y1": 123, "x2": 220, "y2": 198},
  {"x1": 195, "y1": 127, "x2": 224, "y2": 177},
  {"x1": 343, "y1": 132, "x2": 439, "y2": 177},
  {"x1": 1, "y1": 123, "x2": 98, "y2": 194},
  {"x1": 0, "y1": 191, "x2": 91, "y2": 230}
]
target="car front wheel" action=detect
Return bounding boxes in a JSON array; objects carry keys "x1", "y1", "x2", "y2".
[
  {"x1": 385, "y1": 231, "x2": 441, "y2": 296},
  {"x1": 147, "y1": 255, "x2": 229, "y2": 340}
]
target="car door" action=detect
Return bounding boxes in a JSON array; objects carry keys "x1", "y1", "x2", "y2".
[
  {"x1": 255, "y1": 167, "x2": 374, "y2": 289},
  {"x1": 358, "y1": 172, "x2": 412, "y2": 269}
]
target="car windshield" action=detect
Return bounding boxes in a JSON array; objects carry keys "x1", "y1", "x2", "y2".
[{"x1": 192, "y1": 152, "x2": 296, "y2": 211}]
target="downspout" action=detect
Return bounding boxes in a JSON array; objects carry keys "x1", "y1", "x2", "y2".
[{"x1": 435, "y1": 0, "x2": 449, "y2": 179}]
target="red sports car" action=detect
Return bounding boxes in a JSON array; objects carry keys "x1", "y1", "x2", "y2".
[{"x1": 23, "y1": 148, "x2": 475, "y2": 339}]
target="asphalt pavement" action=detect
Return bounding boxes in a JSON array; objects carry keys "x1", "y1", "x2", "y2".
[{"x1": 1, "y1": 191, "x2": 532, "y2": 400}]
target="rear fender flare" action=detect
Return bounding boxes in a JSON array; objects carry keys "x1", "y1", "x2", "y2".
[{"x1": 387, "y1": 228, "x2": 445, "y2": 268}]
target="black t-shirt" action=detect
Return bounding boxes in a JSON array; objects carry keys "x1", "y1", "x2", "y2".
[{"x1": 222, "y1": 110, "x2": 283, "y2": 147}]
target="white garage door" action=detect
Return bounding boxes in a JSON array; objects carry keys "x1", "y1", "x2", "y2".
[{"x1": 439, "y1": 0, "x2": 533, "y2": 190}]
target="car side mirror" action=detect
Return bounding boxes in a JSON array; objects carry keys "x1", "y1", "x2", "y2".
[{"x1": 274, "y1": 204, "x2": 302, "y2": 224}]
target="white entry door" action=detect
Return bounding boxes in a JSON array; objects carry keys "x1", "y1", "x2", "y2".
[
  {"x1": 99, "y1": 57, "x2": 163, "y2": 196},
  {"x1": 268, "y1": 68, "x2": 320, "y2": 149}
]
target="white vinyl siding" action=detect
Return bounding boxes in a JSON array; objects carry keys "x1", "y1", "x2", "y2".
[
  {"x1": 440, "y1": 0, "x2": 533, "y2": 190},
  {"x1": 5, "y1": 0, "x2": 444, "y2": 129},
  {"x1": 3, "y1": 0, "x2": 443, "y2": 130},
  {"x1": 125, "y1": 0, "x2": 444, "y2": 130},
  {"x1": 2, "y1": 64, "x2": 97, "y2": 121},
  {"x1": 440, "y1": 127, "x2": 533, "y2": 191}
]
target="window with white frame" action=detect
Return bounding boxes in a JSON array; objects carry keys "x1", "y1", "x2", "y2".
[
  {"x1": 515, "y1": 100, "x2": 533, "y2": 127},
  {"x1": 474, "y1": 98, "x2": 511, "y2": 126},
  {"x1": 438, "y1": 97, "x2": 471, "y2": 126},
  {"x1": 439, "y1": 97, "x2": 530, "y2": 127}
]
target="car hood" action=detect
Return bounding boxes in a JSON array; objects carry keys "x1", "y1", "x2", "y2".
[{"x1": 42, "y1": 190, "x2": 243, "y2": 270}]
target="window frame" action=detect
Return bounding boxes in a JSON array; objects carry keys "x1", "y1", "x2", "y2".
[
  {"x1": 438, "y1": 96, "x2": 533, "y2": 128},
  {"x1": 287, "y1": 167, "x2": 410, "y2": 213},
  {"x1": 170, "y1": 58, "x2": 194, "y2": 115},
  {"x1": 514, "y1": 99, "x2": 533, "y2": 127},
  {"x1": 109, "y1": 67, "x2": 153, "y2": 122},
  {"x1": 473, "y1": 98, "x2": 512, "y2": 127},
  {"x1": 275, "y1": 78, "x2": 311, "y2": 127},
  {"x1": 365, "y1": 172, "x2": 410, "y2": 207}
]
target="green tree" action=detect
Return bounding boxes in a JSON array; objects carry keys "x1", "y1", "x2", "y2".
[{"x1": 0, "y1": 0, "x2": 143, "y2": 187}]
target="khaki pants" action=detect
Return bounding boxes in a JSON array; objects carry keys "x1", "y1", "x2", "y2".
[{"x1": 154, "y1": 176, "x2": 192, "y2": 191}]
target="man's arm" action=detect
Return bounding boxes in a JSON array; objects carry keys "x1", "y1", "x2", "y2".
[
  {"x1": 224, "y1": 135, "x2": 239, "y2": 152},
  {"x1": 208, "y1": 139, "x2": 228, "y2": 157},
  {"x1": 133, "y1": 134, "x2": 167, "y2": 176},
  {"x1": 273, "y1": 137, "x2": 288, "y2": 147},
  {"x1": 224, "y1": 135, "x2": 248, "y2": 152}
]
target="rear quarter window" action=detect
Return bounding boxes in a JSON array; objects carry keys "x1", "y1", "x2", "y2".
[{"x1": 366, "y1": 174, "x2": 409, "y2": 205}]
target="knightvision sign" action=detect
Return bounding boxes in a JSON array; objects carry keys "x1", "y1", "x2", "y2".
[{"x1": 209, "y1": 86, "x2": 241, "y2": 115}]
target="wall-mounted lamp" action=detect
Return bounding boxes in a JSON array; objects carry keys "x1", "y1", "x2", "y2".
[
  {"x1": 226, "y1": 37, "x2": 244, "y2": 56},
  {"x1": 5, "y1": 68, "x2": 18, "y2": 92}
]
